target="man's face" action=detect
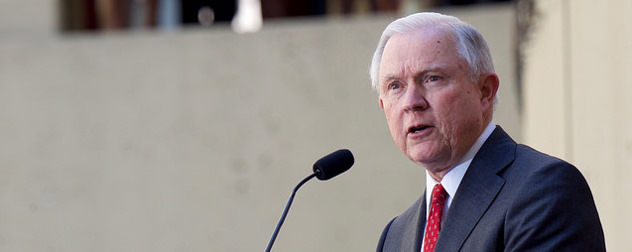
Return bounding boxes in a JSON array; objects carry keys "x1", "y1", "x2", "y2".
[{"x1": 378, "y1": 28, "x2": 491, "y2": 175}]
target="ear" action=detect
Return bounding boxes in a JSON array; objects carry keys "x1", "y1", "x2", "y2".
[
  {"x1": 379, "y1": 97, "x2": 384, "y2": 109},
  {"x1": 479, "y1": 73, "x2": 499, "y2": 110}
]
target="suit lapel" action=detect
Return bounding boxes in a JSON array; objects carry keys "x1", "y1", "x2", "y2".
[
  {"x1": 399, "y1": 192, "x2": 426, "y2": 252},
  {"x1": 435, "y1": 127, "x2": 516, "y2": 251}
]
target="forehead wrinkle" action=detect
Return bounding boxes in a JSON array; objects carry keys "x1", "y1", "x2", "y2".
[{"x1": 379, "y1": 30, "x2": 457, "y2": 90}]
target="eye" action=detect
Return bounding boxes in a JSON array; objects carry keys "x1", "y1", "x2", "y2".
[
  {"x1": 388, "y1": 82, "x2": 401, "y2": 90},
  {"x1": 384, "y1": 81, "x2": 403, "y2": 93},
  {"x1": 428, "y1": 76, "x2": 440, "y2": 82}
]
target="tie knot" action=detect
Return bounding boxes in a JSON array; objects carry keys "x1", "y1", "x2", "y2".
[{"x1": 431, "y1": 184, "x2": 448, "y2": 205}]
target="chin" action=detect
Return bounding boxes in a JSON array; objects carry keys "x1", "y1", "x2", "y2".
[{"x1": 406, "y1": 151, "x2": 437, "y2": 166}]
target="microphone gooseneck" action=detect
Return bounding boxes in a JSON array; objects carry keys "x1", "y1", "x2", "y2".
[
  {"x1": 264, "y1": 173, "x2": 316, "y2": 252},
  {"x1": 264, "y1": 149, "x2": 354, "y2": 252}
]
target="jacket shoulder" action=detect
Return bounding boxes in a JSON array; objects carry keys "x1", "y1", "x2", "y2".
[{"x1": 376, "y1": 196, "x2": 424, "y2": 251}]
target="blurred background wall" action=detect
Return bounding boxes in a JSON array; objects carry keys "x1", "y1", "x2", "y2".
[
  {"x1": 0, "y1": 0, "x2": 628, "y2": 251},
  {"x1": 523, "y1": 0, "x2": 632, "y2": 250}
]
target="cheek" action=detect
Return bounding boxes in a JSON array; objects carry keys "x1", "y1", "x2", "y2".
[
  {"x1": 384, "y1": 107, "x2": 401, "y2": 131},
  {"x1": 383, "y1": 103, "x2": 405, "y2": 138},
  {"x1": 431, "y1": 89, "x2": 479, "y2": 131}
]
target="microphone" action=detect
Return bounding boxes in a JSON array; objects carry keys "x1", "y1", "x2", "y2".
[
  {"x1": 313, "y1": 149, "x2": 354, "y2": 181},
  {"x1": 265, "y1": 149, "x2": 354, "y2": 252}
]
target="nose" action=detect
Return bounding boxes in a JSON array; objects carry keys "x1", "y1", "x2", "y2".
[{"x1": 402, "y1": 84, "x2": 429, "y2": 112}]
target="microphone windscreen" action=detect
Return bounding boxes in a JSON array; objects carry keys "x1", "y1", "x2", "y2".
[{"x1": 312, "y1": 149, "x2": 354, "y2": 181}]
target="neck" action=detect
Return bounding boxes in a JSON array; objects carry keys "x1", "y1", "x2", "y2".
[{"x1": 425, "y1": 120, "x2": 495, "y2": 182}]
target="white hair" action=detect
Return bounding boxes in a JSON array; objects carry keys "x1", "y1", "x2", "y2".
[{"x1": 369, "y1": 12, "x2": 495, "y2": 95}]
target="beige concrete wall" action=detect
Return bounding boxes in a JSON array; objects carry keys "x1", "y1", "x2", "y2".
[
  {"x1": 0, "y1": 2, "x2": 520, "y2": 251},
  {"x1": 0, "y1": 0, "x2": 56, "y2": 36},
  {"x1": 524, "y1": 0, "x2": 632, "y2": 250}
]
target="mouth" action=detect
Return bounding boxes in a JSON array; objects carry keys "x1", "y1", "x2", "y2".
[{"x1": 408, "y1": 125, "x2": 431, "y2": 135}]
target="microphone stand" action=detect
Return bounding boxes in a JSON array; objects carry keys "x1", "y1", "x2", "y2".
[{"x1": 264, "y1": 172, "x2": 318, "y2": 252}]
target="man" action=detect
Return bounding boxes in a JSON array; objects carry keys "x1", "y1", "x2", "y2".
[{"x1": 371, "y1": 13, "x2": 605, "y2": 251}]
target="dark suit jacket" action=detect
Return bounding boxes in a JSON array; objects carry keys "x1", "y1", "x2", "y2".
[{"x1": 377, "y1": 126, "x2": 606, "y2": 251}]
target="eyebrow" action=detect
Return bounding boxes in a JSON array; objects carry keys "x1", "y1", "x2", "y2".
[
  {"x1": 381, "y1": 66, "x2": 443, "y2": 84},
  {"x1": 381, "y1": 75, "x2": 399, "y2": 84}
]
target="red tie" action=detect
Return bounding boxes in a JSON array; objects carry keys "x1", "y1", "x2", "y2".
[{"x1": 423, "y1": 184, "x2": 448, "y2": 252}]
